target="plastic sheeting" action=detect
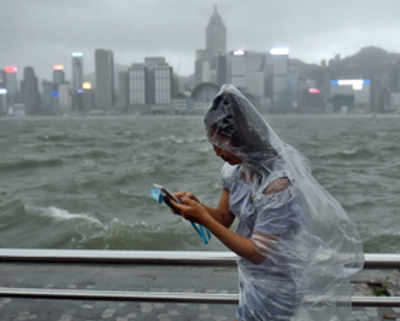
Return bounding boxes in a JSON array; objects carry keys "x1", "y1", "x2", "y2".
[{"x1": 204, "y1": 85, "x2": 364, "y2": 321}]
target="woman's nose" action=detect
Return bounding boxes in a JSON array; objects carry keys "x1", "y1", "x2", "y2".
[{"x1": 213, "y1": 145, "x2": 222, "y2": 156}]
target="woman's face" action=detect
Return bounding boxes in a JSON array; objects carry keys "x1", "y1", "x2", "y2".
[{"x1": 212, "y1": 144, "x2": 242, "y2": 165}]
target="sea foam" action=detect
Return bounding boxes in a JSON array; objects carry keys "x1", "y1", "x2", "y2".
[{"x1": 26, "y1": 205, "x2": 102, "y2": 226}]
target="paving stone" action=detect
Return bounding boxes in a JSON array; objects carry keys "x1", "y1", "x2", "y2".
[
  {"x1": 168, "y1": 309, "x2": 180, "y2": 316},
  {"x1": 58, "y1": 314, "x2": 72, "y2": 321},
  {"x1": 364, "y1": 308, "x2": 378, "y2": 318},
  {"x1": 199, "y1": 304, "x2": 209, "y2": 311},
  {"x1": 101, "y1": 308, "x2": 116, "y2": 319},
  {"x1": 154, "y1": 303, "x2": 165, "y2": 309},
  {"x1": 199, "y1": 312, "x2": 213, "y2": 320},
  {"x1": 126, "y1": 312, "x2": 137, "y2": 319},
  {"x1": 140, "y1": 303, "x2": 153, "y2": 313}
]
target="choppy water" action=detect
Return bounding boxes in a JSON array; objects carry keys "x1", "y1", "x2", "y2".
[{"x1": 0, "y1": 114, "x2": 399, "y2": 253}]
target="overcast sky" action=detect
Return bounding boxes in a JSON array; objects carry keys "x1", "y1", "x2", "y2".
[{"x1": 1, "y1": 0, "x2": 399, "y2": 80}]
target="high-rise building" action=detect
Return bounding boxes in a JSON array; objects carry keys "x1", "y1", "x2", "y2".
[
  {"x1": 4, "y1": 66, "x2": 18, "y2": 105},
  {"x1": 216, "y1": 54, "x2": 227, "y2": 86},
  {"x1": 0, "y1": 69, "x2": 6, "y2": 89},
  {"x1": 194, "y1": 49, "x2": 206, "y2": 85},
  {"x1": 71, "y1": 52, "x2": 84, "y2": 92},
  {"x1": 0, "y1": 88, "x2": 7, "y2": 115},
  {"x1": 144, "y1": 57, "x2": 166, "y2": 69},
  {"x1": 229, "y1": 49, "x2": 247, "y2": 89},
  {"x1": 118, "y1": 70, "x2": 129, "y2": 108},
  {"x1": 206, "y1": 5, "x2": 226, "y2": 65},
  {"x1": 270, "y1": 47, "x2": 290, "y2": 108},
  {"x1": 53, "y1": 65, "x2": 66, "y2": 85},
  {"x1": 71, "y1": 52, "x2": 84, "y2": 110},
  {"x1": 145, "y1": 57, "x2": 173, "y2": 104},
  {"x1": 42, "y1": 80, "x2": 58, "y2": 114},
  {"x1": 21, "y1": 67, "x2": 40, "y2": 115},
  {"x1": 154, "y1": 63, "x2": 172, "y2": 104},
  {"x1": 95, "y1": 49, "x2": 114, "y2": 109},
  {"x1": 129, "y1": 64, "x2": 147, "y2": 105},
  {"x1": 193, "y1": 6, "x2": 227, "y2": 87},
  {"x1": 82, "y1": 81, "x2": 94, "y2": 110},
  {"x1": 58, "y1": 83, "x2": 72, "y2": 113}
]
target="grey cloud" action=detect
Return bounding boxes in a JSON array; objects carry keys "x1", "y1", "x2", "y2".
[{"x1": 1, "y1": 0, "x2": 400, "y2": 78}]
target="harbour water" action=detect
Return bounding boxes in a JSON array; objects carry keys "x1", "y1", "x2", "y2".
[
  {"x1": 1, "y1": 114, "x2": 400, "y2": 320},
  {"x1": 1, "y1": 114, "x2": 400, "y2": 253}
]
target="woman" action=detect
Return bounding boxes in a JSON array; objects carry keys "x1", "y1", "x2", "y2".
[{"x1": 170, "y1": 85, "x2": 363, "y2": 321}]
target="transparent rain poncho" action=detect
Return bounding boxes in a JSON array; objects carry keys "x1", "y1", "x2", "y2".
[{"x1": 204, "y1": 85, "x2": 364, "y2": 321}]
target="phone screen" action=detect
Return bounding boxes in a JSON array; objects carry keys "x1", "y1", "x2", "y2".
[{"x1": 153, "y1": 184, "x2": 182, "y2": 214}]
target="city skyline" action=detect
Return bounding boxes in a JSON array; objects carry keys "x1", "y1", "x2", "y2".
[{"x1": 1, "y1": 0, "x2": 400, "y2": 79}]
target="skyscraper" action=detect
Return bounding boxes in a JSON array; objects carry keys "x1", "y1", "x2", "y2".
[
  {"x1": 53, "y1": 65, "x2": 66, "y2": 85},
  {"x1": 82, "y1": 82, "x2": 94, "y2": 110},
  {"x1": 118, "y1": 70, "x2": 129, "y2": 108},
  {"x1": 206, "y1": 5, "x2": 226, "y2": 65},
  {"x1": 21, "y1": 66, "x2": 40, "y2": 115},
  {"x1": 0, "y1": 69, "x2": 6, "y2": 89},
  {"x1": 72, "y1": 52, "x2": 84, "y2": 93},
  {"x1": 71, "y1": 52, "x2": 84, "y2": 110},
  {"x1": 95, "y1": 49, "x2": 114, "y2": 109},
  {"x1": 194, "y1": 49, "x2": 207, "y2": 85},
  {"x1": 0, "y1": 88, "x2": 7, "y2": 115},
  {"x1": 42, "y1": 80, "x2": 58, "y2": 114},
  {"x1": 129, "y1": 63, "x2": 147, "y2": 105},
  {"x1": 195, "y1": 6, "x2": 227, "y2": 86},
  {"x1": 154, "y1": 63, "x2": 173, "y2": 104},
  {"x1": 216, "y1": 54, "x2": 227, "y2": 86},
  {"x1": 4, "y1": 66, "x2": 18, "y2": 105},
  {"x1": 144, "y1": 57, "x2": 173, "y2": 105},
  {"x1": 270, "y1": 47, "x2": 290, "y2": 109}
]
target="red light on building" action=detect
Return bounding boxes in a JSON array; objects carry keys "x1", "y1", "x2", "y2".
[
  {"x1": 5, "y1": 66, "x2": 18, "y2": 73},
  {"x1": 53, "y1": 65, "x2": 65, "y2": 71},
  {"x1": 308, "y1": 88, "x2": 320, "y2": 94}
]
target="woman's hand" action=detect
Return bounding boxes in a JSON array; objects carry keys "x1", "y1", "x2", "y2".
[
  {"x1": 169, "y1": 196, "x2": 208, "y2": 224},
  {"x1": 173, "y1": 192, "x2": 200, "y2": 203},
  {"x1": 166, "y1": 192, "x2": 200, "y2": 216}
]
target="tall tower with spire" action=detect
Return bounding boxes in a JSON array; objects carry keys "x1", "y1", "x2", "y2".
[{"x1": 206, "y1": 5, "x2": 226, "y2": 62}]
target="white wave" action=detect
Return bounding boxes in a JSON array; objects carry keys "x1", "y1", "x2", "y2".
[{"x1": 26, "y1": 205, "x2": 102, "y2": 226}]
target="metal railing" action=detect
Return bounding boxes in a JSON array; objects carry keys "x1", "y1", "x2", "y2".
[{"x1": 0, "y1": 249, "x2": 399, "y2": 307}]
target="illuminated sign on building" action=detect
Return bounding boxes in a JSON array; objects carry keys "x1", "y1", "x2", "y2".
[
  {"x1": 331, "y1": 79, "x2": 370, "y2": 91},
  {"x1": 0, "y1": 88, "x2": 7, "y2": 95},
  {"x1": 270, "y1": 47, "x2": 290, "y2": 56},
  {"x1": 50, "y1": 91, "x2": 59, "y2": 98},
  {"x1": 53, "y1": 65, "x2": 65, "y2": 71},
  {"x1": 72, "y1": 52, "x2": 84, "y2": 58},
  {"x1": 5, "y1": 66, "x2": 18, "y2": 73},
  {"x1": 308, "y1": 88, "x2": 321, "y2": 94},
  {"x1": 233, "y1": 49, "x2": 246, "y2": 56},
  {"x1": 82, "y1": 82, "x2": 92, "y2": 90}
]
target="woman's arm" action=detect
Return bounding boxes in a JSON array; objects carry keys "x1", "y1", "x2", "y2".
[{"x1": 175, "y1": 190, "x2": 235, "y2": 228}]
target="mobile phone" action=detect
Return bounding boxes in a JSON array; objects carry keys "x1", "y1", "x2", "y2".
[{"x1": 153, "y1": 184, "x2": 182, "y2": 214}]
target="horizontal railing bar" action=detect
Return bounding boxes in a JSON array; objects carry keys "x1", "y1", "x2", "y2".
[
  {"x1": 0, "y1": 249, "x2": 399, "y2": 269},
  {"x1": 0, "y1": 288, "x2": 399, "y2": 307},
  {"x1": 0, "y1": 249, "x2": 236, "y2": 266},
  {"x1": 0, "y1": 288, "x2": 238, "y2": 304}
]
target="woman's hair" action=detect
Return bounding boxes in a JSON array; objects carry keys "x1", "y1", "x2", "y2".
[{"x1": 205, "y1": 92, "x2": 278, "y2": 159}]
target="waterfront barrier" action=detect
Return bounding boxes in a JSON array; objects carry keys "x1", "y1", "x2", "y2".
[{"x1": 0, "y1": 249, "x2": 399, "y2": 307}]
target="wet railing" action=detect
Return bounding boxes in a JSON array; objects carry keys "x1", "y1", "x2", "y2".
[{"x1": 0, "y1": 249, "x2": 399, "y2": 307}]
